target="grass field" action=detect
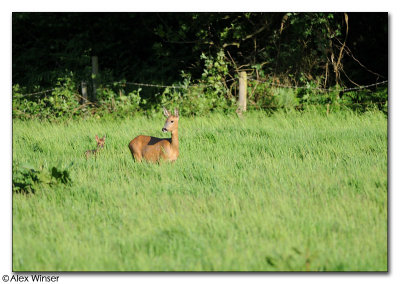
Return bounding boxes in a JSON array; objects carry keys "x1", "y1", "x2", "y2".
[{"x1": 12, "y1": 109, "x2": 387, "y2": 271}]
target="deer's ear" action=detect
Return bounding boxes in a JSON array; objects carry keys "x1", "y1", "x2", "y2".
[
  {"x1": 174, "y1": 108, "x2": 179, "y2": 117},
  {"x1": 102, "y1": 135, "x2": 106, "y2": 140},
  {"x1": 163, "y1": 106, "x2": 170, "y2": 117},
  {"x1": 95, "y1": 135, "x2": 99, "y2": 141}
]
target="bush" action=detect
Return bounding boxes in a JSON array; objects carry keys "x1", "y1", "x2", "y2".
[
  {"x1": 12, "y1": 163, "x2": 72, "y2": 194},
  {"x1": 12, "y1": 73, "x2": 80, "y2": 120},
  {"x1": 158, "y1": 51, "x2": 236, "y2": 116},
  {"x1": 12, "y1": 51, "x2": 388, "y2": 120},
  {"x1": 95, "y1": 85, "x2": 143, "y2": 117}
]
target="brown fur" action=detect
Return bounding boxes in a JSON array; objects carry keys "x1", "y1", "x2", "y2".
[
  {"x1": 85, "y1": 135, "x2": 106, "y2": 159},
  {"x1": 128, "y1": 107, "x2": 179, "y2": 163}
]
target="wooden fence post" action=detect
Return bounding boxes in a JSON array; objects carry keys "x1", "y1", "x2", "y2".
[
  {"x1": 91, "y1": 56, "x2": 99, "y2": 101},
  {"x1": 238, "y1": 71, "x2": 247, "y2": 112},
  {"x1": 81, "y1": 81, "x2": 88, "y2": 104}
]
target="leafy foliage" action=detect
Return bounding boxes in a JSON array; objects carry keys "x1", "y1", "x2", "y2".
[
  {"x1": 13, "y1": 162, "x2": 73, "y2": 194},
  {"x1": 159, "y1": 51, "x2": 236, "y2": 116},
  {"x1": 12, "y1": 49, "x2": 387, "y2": 120},
  {"x1": 12, "y1": 11, "x2": 388, "y2": 120},
  {"x1": 13, "y1": 13, "x2": 387, "y2": 91},
  {"x1": 12, "y1": 74, "x2": 80, "y2": 120}
]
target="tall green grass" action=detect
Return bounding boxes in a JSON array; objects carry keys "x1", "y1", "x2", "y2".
[{"x1": 12, "y1": 109, "x2": 387, "y2": 271}]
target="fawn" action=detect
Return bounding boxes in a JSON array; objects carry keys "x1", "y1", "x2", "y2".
[
  {"x1": 128, "y1": 107, "x2": 179, "y2": 163},
  {"x1": 85, "y1": 135, "x2": 106, "y2": 159}
]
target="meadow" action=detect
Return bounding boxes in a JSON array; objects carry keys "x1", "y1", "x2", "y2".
[{"x1": 12, "y1": 109, "x2": 387, "y2": 271}]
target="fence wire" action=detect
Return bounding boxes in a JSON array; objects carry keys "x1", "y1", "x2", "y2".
[
  {"x1": 116, "y1": 77, "x2": 237, "y2": 89},
  {"x1": 247, "y1": 78, "x2": 388, "y2": 93},
  {"x1": 14, "y1": 78, "x2": 388, "y2": 98},
  {"x1": 246, "y1": 100, "x2": 387, "y2": 111},
  {"x1": 15, "y1": 88, "x2": 57, "y2": 98}
]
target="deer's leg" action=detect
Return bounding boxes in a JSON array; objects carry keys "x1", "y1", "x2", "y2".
[
  {"x1": 128, "y1": 142, "x2": 138, "y2": 161},
  {"x1": 85, "y1": 150, "x2": 92, "y2": 160},
  {"x1": 133, "y1": 153, "x2": 142, "y2": 163}
]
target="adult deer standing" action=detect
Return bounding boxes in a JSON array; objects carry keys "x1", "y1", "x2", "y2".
[{"x1": 128, "y1": 107, "x2": 179, "y2": 163}]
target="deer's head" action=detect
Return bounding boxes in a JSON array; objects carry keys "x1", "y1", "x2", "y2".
[
  {"x1": 95, "y1": 135, "x2": 106, "y2": 148},
  {"x1": 162, "y1": 107, "x2": 179, "y2": 133}
]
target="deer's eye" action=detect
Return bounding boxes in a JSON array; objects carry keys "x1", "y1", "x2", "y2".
[{"x1": 170, "y1": 120, "x2": 174, "y2": 123}]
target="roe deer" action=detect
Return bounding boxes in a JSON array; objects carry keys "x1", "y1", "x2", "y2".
[
  {"x1": 85, "y1": 135, "x2": 106, "y2": 159},
  {"x1": 128, "y1": 107, "x2": 179, "y2": 163}
]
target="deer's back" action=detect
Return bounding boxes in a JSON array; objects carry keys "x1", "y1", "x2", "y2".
[{"x1": 129, "y1": 135, "x2": 172, "y2": 161}]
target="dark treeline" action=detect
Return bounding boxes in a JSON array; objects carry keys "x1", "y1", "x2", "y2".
[
  {"x1": 13, "y1": 12, "x2": 387, "y2": 89},
  {"x1": 12, "y1": 12, "x2": 388, "y2": 119}
]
